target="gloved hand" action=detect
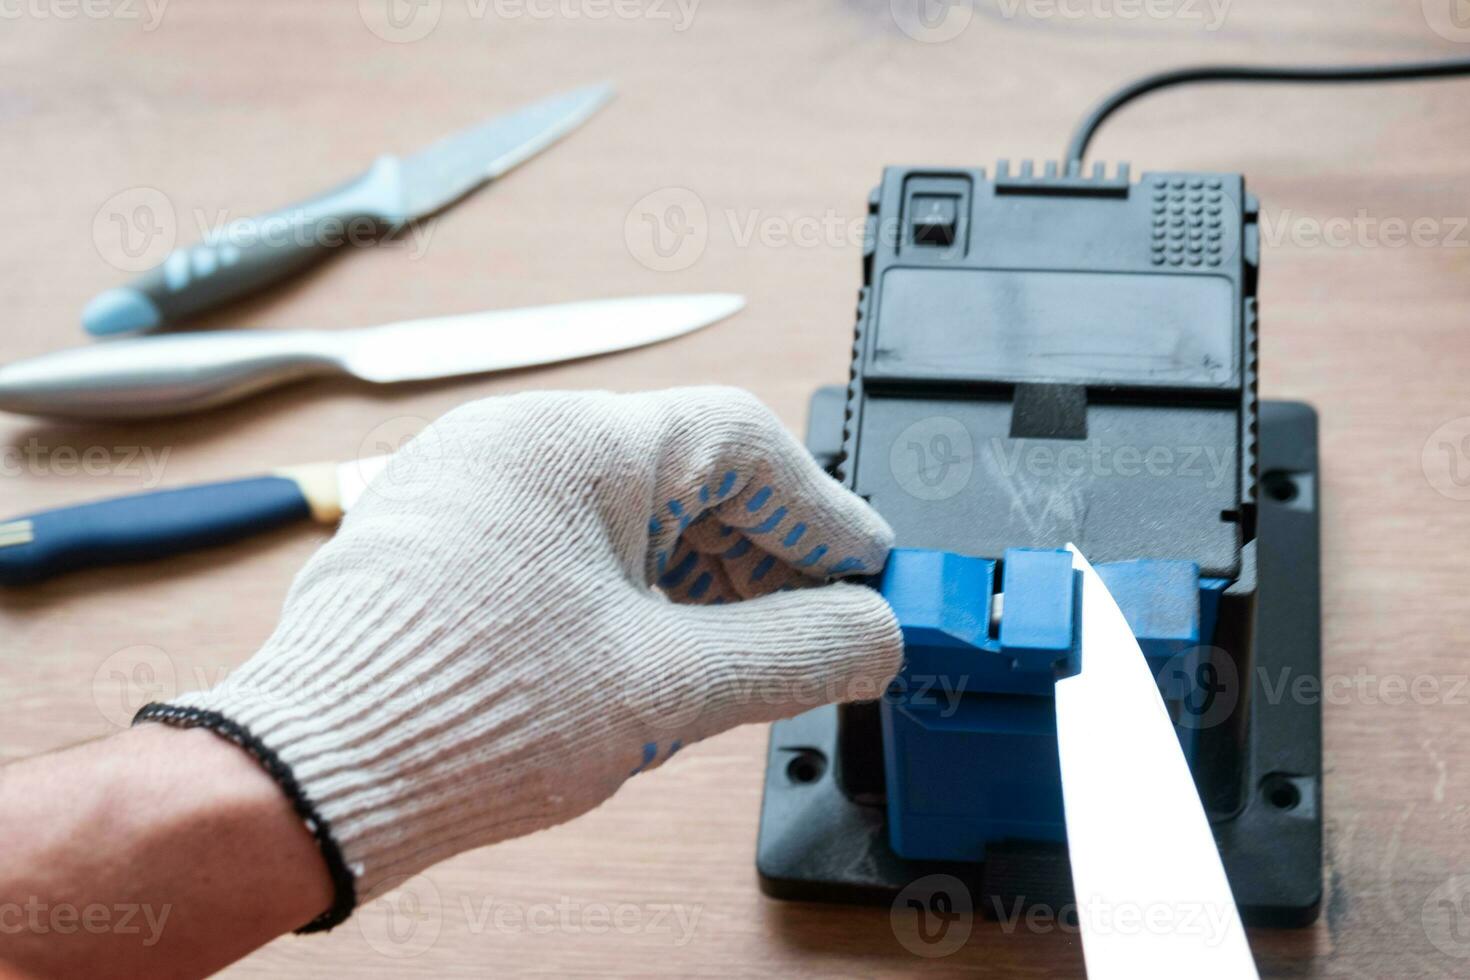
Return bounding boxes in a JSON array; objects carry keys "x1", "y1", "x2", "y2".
[{"x1": 135, "y1": 387, "x2": 902, "y2": 931}]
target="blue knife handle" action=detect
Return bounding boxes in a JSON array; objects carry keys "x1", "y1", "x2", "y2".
[{"x1": 0, "y1": 476, "x2": 313, "y2": 586}]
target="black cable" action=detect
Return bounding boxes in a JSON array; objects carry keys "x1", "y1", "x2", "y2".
[{"x1": 1066, "y1": 58, "x2": 1470, "y2": 167}]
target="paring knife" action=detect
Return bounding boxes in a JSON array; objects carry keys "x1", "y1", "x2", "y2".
[
  {"x1": 0, "y1": 293, "x2": 744, "y2": 420},
  {"x1": 0, "y1": 456, "x2": 390, "y2": 587},
  {"x1": 83, "y1": 83, "x2": 614, "y2": 336},
  {"x1": 1056, "y1": 545, "x2": 1258, "y2": 980}
]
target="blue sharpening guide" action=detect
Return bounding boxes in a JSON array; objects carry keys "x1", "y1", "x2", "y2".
[{"x1": 878, "y1": 546, "x2": 1227, "y2": 861}]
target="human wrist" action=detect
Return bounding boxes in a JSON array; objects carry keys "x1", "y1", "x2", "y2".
[
  {"x1": 0, "y1": 725, "x2": 336, "y2": 978},
  {"x1": 131, "y1": 704, "x2": 350, "y2": 932}
]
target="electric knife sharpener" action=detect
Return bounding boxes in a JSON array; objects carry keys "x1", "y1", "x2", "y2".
[{"x1": 755, "y1": 162, "x2": 1323, "y2": 927}]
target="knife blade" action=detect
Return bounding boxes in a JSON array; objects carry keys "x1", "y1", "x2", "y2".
[
  {"x1": 0, "y1": 455, "x2": 390, "y2": 587},
  {"x1": 82, "y1": 84, "x2": 614, "y2": 337},
  {"x1": 399, "y1": 83, "x2": 613, "y2": 220},
  {"x1": 0, "y1": 293, "x2": 743, "y2": 420},
  {"x1": 1056, "y1": 545, "x2": 1258, "y2": 980}
]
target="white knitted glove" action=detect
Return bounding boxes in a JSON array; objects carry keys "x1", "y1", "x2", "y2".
[{"x1": 135, "y1": 387, "x2": 902, "y2": 931}]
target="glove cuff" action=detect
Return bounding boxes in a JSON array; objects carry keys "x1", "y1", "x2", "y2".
[
  {"x1": 129, "y1": 599, "x2": 615, "y2": 919},
  {"x1": 132, "y1": 702, "x2": 359, "y2": 933}
]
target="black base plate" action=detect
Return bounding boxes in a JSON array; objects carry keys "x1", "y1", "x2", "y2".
[{"x1": 755, "y1": 395, "x2": 1323, "y2": 928}]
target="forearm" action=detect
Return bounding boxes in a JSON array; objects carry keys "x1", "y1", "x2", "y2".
[{"x1": 0, "y1": 725, "x2": 331, "y2": 980}]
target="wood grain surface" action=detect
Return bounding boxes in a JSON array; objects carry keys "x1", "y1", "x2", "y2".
[{"x1": 4, "y1": 0, "x2": 1470, "y2": 975}]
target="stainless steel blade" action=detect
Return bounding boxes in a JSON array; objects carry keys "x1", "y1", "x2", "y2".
[
  {"x1": 335, "y1": 293, "x2": 743, "y2": 384},
  {"x1": 397, "y1": 83, "x2": 614, "y2": 221},
  {"x1": 1056, "y1": 545, "x2": 1258, "y2": 980}
]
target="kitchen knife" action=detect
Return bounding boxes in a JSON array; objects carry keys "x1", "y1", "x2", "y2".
[
  {"x1": 0, "y1": 293, "x2": 744, "y2": 420},
  {"x1": 1055, "y1": 545, "x2": 1258, "y2": 980},
  {"x1": 0, "y1": 456, "x2": 389, "y2": 586},
  {"x1": 83, "y1": 83, "x2": 614, "y2": 336}
]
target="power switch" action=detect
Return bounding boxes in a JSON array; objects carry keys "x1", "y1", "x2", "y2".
[{"x1": 911, "y1": 194, "x2": 959, "y2": 247}]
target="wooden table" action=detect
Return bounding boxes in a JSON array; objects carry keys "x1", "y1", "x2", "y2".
[{"x1": 4, "y1": 0, "x2": 1470, "y2": 974}]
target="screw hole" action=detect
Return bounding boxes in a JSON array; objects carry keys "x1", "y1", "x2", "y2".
[
  {"x1": 1262, "y1": 775, "x2": 1301, "y2": 811},
  {"x1": 1262, "y1": 470, "x2": 1298, "y2": 503},
  {"x1": 786, "y1": 749, "x2": 827, "y2": 785}
]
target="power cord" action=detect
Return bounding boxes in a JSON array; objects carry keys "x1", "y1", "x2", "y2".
[{"x1": 1066, "y1": 58, "x2": 1470, "y2": 167}]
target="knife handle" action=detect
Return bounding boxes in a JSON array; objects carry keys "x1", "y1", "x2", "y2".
[
  {"x1": 83, "y1": 157, "x2": 407, "y2": 337},
  {"x1": 0, "y1": 476, "x2": 319, "y2": 586},
  {"x1": 0, "y1": 330, "x2": 347, "y2": 420}
]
